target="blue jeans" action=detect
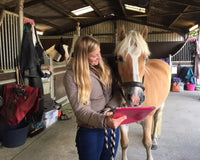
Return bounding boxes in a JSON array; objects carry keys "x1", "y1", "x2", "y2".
[{"x1": 76, "y1": 127, "x2": 120, "y2": 160}]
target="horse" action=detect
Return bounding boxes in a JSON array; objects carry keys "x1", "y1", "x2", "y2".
[
  {"x1": 45, "y1": 38, "x2": 69, "y2": 62},
  {"x1": 114, "y1": 28, "x2": 171, "y2": 160}
]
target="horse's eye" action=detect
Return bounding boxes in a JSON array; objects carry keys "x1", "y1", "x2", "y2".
[
  {"x1": 143, "y1": 56, "x2": 148, "y2": 64},
  {"x1": 118, "y1": 56, "x2": 124, "y2": 62},
  {"x1": 114, "y1": 56, "x2": 118, "y2": 61},
  {"x1": 145, "y1": 57, "x2": 148, "y2": 63},
  {"x1": 115, "y1": 55, "x2": 124, "y2": 62}
]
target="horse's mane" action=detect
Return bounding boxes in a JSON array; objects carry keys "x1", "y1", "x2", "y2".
[{"x1": 116, "y1": 30, "x2": 151, "y2": 57}]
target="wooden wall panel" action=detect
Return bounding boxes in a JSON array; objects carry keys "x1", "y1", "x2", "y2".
[{"x1": 54, "y1": 72, "x2": 66, "y2": 101}]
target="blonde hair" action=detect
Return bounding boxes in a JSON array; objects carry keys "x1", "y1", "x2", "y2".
[
  {"x1": 72, "y1": 36, "x2": 112, "y2": 105},
  {"x1": 116, "y1": 30, "x2": 151, "y2": 57}
]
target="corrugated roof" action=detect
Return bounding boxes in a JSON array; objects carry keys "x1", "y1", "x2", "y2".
[{"x1": 0, "y1": 0, "x2": 199, "y2": 35}]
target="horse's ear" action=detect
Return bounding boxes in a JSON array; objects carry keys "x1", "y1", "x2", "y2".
[
  {"x1": 118, "y1": 25, "x2": 126, "y2": 41},
  {"x1": 141, "y1": 25, "x2": 148, "y2": 40},
  {"x1": 60, "y1": 37, "x2": 65, "y2": 44}
]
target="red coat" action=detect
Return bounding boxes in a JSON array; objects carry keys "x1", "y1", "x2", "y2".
[{"x1": 1, "y1": 83, "x2": 41, "y2": 126}]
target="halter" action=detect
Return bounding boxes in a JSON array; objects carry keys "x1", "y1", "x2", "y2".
[
  {"x1": 114, "y1": 54, "x2": 145, "y2": 91},
  {"x1": 117, "y1": 75, "x2": 145, "y2": 106},
  {"x1": 121, "y1": 75, "x2": 145, "y2": 91},
  {"x1": 113, "y1": 54, "x2": 145, "y2": 102}
]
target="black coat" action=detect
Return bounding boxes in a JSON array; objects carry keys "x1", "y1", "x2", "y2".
[{"x1": 20, "y1": 23, "x2": 44, "y2": 78}]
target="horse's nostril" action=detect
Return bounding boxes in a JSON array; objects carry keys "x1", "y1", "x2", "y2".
[
  {"x1": 127, "y1": 93, "x2": 132, "y2": 101},
  {"x1": 141, "y1": 95, "x2": 145, "y2": 102}
]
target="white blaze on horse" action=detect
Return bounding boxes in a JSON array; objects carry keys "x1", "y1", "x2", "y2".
[
  {"x1": 115, "y1": 28, "x2": 171, "y2": 160},
  {"x1": 45, "y1": 38, "x2": 70, "y2": 62}
]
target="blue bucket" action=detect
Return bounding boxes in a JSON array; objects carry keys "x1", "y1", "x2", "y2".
[{"x1": 0, "y1": 121, "x2": 29, "y2": 148}]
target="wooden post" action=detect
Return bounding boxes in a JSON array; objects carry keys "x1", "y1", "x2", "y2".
[
  {"x1": 76, "y1": 22, "x2": 80, "y2": 36},
  {"x1": 169, "y1": 54, "x2": 172, "y2": 67},
  {"x1": 16, "y1": 0, "x2": 24, "y2": 61}
]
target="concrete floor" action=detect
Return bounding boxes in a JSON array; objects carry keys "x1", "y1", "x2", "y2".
[{"x1": 0, "y1": 91, "x2": 200, "y2": 160}]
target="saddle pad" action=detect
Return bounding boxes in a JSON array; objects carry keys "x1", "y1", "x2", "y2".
[{"x1": 114, "y1": 107, "x2": 155, "y2": 125}]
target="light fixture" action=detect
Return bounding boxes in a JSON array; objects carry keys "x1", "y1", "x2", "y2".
[
  {"x1": 71, "y1": 6, "x2": 94, "y2": 16},
  {"x1": 189, "y1": 24, "x2": 199, "y2": 32},
  {"x1": 124, "y1": 4, "x2": 146, "y2": 13},
  {"x1": 36, "y1": 30, "x2": 43, "y2": 35}
]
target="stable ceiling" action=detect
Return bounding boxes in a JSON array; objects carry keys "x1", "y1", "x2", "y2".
[{"x1": 0, "y1": 0, "x2": 200, "y2": 36}]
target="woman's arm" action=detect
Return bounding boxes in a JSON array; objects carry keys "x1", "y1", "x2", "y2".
[{"x1": 63, "y1": 70, "x2": 107, "y2": 128}]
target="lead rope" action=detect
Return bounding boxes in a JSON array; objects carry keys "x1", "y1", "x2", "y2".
[
  {"x1": 104, "y1": 128, "x2": 116, "y2": 160},
  {"x1": 104, "y1": 129, "x2": 109, "y2": 149},
  {"x1": 110, "y1": 129, "x2": 116, "y2": 160}
]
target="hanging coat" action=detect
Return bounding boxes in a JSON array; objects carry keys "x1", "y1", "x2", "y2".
[
  {"x1": 20, "y1": 23, "x2": 44, "y2": 79},
  {"x1": 0, "y1": 83, "x2": 41, "y2": 126}
]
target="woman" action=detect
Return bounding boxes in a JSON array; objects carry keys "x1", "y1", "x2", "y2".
[{"x1": 63, "y1": 36, "x2": 126, "y2": 160}]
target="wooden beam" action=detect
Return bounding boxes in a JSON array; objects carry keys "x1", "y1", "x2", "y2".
[
  {"x1": 9, "y1": 0, "x2": 46, "y2": 12},
  {"x1": 131, "y1": 14, "x2": 148, "y2": 18},
  {"x1": 169, "y1": 6, "x2": 190, "y2": 28},
  {"x1": 0, "y1": 3, "x2": 10, "y2": 10},
  {"x1": 82, "y1": 0, "x2": 103, "y2": 17},
  {"x1": 118, "y1": 0, "x2": 127, "y2": 16},
  {"x1": 43, "y1": 0, "x2": 79, "y2": 23},
  {"x1": 148, "y1": 31, "x2": 172, "y2": 34},
  {"x1": 25, "y1": 13, "x2": 62, "y2": 30},
  {"x1": 29, "y1": 16, "x2": 105, "y2": 20},
  {"x1": 24, "y1": 0, "x2": 46, "y2": 8},
  {"x1": 154, "y1": 10, "x2": 200, "y2": 17},
  {"x1": 133, "y1": 9, "x2": 200, "y2": 18},
  {"x1": 167, "y1": 0, "x2": 200, "y2": 7}
]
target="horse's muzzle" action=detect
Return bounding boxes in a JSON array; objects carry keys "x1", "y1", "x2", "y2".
[{"x1": 124, "y1": 87, "x2": 145, "y2": 107}]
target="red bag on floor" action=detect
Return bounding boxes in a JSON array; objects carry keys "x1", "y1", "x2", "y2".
[
  {"x1": 172, "y1": 82, "x2": 181, "y2": 92},
  {"x1": 0, "y1": 83, "x2": 41, "y2": 126}
]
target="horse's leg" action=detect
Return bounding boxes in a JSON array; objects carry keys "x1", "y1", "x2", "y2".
[
  {"x1": 120, "y1": 125, "x2": 129, "y2": 160},
  {"x1": 151, "y1": 103, "x2": 165, "y2": 150},
  {"x1": 142, "y1": 115, "x2": 154, "y2": 160}
]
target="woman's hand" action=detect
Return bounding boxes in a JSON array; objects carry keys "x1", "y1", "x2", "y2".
[
  {"x1": 106, "y1": 115, "x2": 127, "y2": 129},
  {"x1": 102, "y1": 108, "x2": 114, "y2": 116}
]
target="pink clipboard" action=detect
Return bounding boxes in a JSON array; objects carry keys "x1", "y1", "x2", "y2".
[{"x1": 114, "y1": 107, "x2": 155, "y2": 125}]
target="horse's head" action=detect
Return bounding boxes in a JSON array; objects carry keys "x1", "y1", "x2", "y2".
[
  {"x1": 46, "y1": 38, "x2": 69, "y2": 62},
  {"x1": 115, "y1": 29, "x2": 151, "y2": 107}
]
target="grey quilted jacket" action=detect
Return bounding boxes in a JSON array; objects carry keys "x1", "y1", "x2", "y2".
[{"x1": 63, "y1": 67, "x2": 122, "y2": 129}]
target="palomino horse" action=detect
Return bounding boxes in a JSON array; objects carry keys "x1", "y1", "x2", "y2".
[
  {"x1": 46, "y1": 38, "x2": 69, "y2": 62},
  {"x1": 115, "y1": 29, "x2": 171, "y2": 160}
]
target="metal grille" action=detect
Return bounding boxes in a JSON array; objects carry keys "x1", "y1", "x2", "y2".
[
  {"x1": 0, "y1": 10, "x2": 19, "y2": 71},
  {"x1": 171, "y1": 39, "x2": 192, "y2": 62}
]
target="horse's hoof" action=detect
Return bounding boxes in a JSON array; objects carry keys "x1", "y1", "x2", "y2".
[{"x1": 151, "y1": 144, "x2": 158, "y2": 150}]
